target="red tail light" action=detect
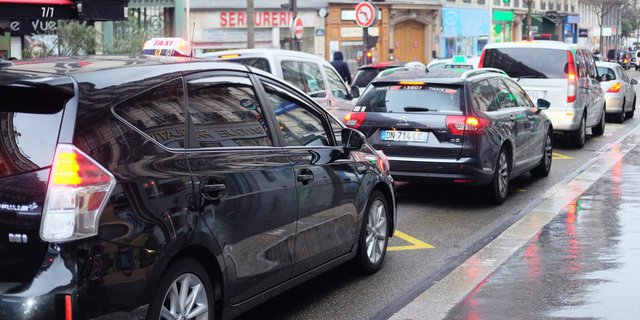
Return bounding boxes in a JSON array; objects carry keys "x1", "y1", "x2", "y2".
[
  {"x1": 446, "y1": 115, "x2": 490, "y2": 135},
  {"x1": 40, "y1": 144, "x2": 116, "y2": 242},
  {"x1": 65, "y1": 295, "x2": 73, "y2": 320},
  {"x1": 608, "y1": 82, "x2": 622, "y2": 93},
  {"x1": 343, "y1": 112, "x2": 366, "y2": 129},
  {"x1": 478, "y1": 50, "x2": 486, "y2": 68},
  {"x1": 567, "y1": 50, "x2": 577, "y2": 103}
]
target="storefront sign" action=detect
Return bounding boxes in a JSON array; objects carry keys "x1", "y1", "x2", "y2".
[
  {"x1": 218, "y1": 11, "x2": 294, "y2": 28},
  {"x1": 0, "y1": 3, "x2": 75, "y2": 20},
  {"x1": 493, "y1": 10, "x2": 514, "y2": 22},
  {"x1": 578, "y1": 28, "x2": 588, "y2": 37},
  {"x1": 10, "y1": 19, "x2": 59, "y2": 35}
]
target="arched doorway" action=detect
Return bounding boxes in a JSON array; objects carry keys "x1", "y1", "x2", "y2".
[{"x1": 393, "y1": 21, "x2": 425, "y2": 63}]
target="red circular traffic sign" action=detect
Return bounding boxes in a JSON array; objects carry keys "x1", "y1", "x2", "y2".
[
  {"x1": 355, "y1": 2, "x2": 377, "y2": 28},
  {"x1": 291, "y1": 16, "x2": 304, "y2": 39}
]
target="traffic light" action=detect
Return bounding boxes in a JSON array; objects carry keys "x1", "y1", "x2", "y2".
[
  {"x1": 365, "y1": 50, "x2": 373, "y2": 64},
  {"x1": 367, "y1": 36, "x2": 379, "y2": 50}
]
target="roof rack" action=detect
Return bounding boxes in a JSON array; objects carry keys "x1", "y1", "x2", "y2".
[{"x1": 460, "y1": 68, "x2": 506, "y2": 80}]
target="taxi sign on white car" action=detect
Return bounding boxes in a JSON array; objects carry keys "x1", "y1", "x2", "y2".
[
  {"x1": 142, "y1": 38, "x2": 192, "y2": 57},
  {"x1": 444, "y1": 55, "x2": 474, "y2": 70}
]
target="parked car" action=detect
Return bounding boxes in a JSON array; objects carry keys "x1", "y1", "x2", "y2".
[
  {"x1": 352, "y1": 61, "x2": 425, "y2": 94},
  {"x1": 632, "y1": 50, "x2": 640, "y2": 70},
  {"x1": 0, "y1": 55, "x2": 396, "y2": 319},
  {"x1": 199, "y1": 48, "x2": 357, "y2": 120},
  {"x1": 344, "y1": 68, "x2": 553, "y2": 205},
  {"x1": 480, "y1": 41, "x2": 606, "y2": 148},
  {"x1": 596, "y1": 61, "x2": 637, "y2": 123}
]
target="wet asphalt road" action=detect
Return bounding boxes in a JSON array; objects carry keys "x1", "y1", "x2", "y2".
[
  {"x1": 235, "y1": 72, "x2": 640, "y2": 320},
  {"x1": 445, "y1": 135, "x2": 640, "y2": 320}
]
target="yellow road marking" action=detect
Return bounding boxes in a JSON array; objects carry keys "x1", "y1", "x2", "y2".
[
  {"x1": 388, "y1": 230, "x2": 435, "y2": 251},
  {"x1": 552, "y1": 152, "x2": 573, "y2": 160}
]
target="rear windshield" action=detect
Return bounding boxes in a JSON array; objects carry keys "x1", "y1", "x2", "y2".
[
  {"x1": 0, "y1": 84, "x2": 66, "y2": 178},
  {"x1": 482, "y1": 48, "x2": 568, "y2": 79},
  {"x1": 353, "y1": 68, "x2": 382, "y2": 87},
  {"x1": 357, "y1": 83, "x2": 462, "y2": 113},
  {"x1": 597, "y1": 66, "x2": 616, "y2": 80}
]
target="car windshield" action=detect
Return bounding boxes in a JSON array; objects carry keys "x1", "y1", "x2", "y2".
[
  {"x1": 482, "y1": 48, "x2": 568, "y2": 79},
  {"x1": 353, "y1": 68, "x2": 383, "y2": 87},
  {"x1": 357, "y1": 83, "x2": 462, "y2": 113}
]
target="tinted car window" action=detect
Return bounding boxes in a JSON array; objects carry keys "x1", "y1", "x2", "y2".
[
  {"x1": 0, "y1": 110, "x2": 62, "y2": 177},
  {"x1": 470, "y1": 79, "x2": 498, "y2": 112},
  {"x1": 353, "y1": 68, "x2": 382, "y2": 87},
  {"x1": 114, "y1": 78, "x2": 187, "y2": 149},
  {"x1": 503, "y1": 79, "x2": 533, "y2": 107},
  {"x1": 489, "y1": 78, "x2": 517, "y2": 110},
  {"x1": 597, "y1": 66, "x2": 616, "y2": 80},
  {"x1": 187, "y1": 76, "x2": 273, "y2": 148},
  {"x1": 323, "y1": 65, "x2": 349, "y2": 99},
  {"x1": 227, "y1": 57, "x2": 271, "y2": 73},
  {"x1": 482, "y1": 48, "x2": 568, "y2": 79},
  {"x1": 358, "y1": 83, "x2": 462, "y2": 113},
  {"x1": 281, "y1": 60, "x2": 307, "y2": 92},
  {"x1": 262, "y1": 81, "x2": 331, "y2": 147}
]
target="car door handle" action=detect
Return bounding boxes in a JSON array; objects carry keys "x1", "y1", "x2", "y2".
[{"x1": 297, "y1": 169, "x2": 314, "y2": 185}]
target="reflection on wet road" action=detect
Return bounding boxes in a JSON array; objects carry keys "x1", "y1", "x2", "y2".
[{"x1": 446, "y1": 147, "x2": 640, "y2": 319}]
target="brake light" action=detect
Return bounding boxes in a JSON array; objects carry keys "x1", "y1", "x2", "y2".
[
  {"x1": 446, "y1": 115, "x2": 490, "y2": 135},
  {"x1": 65, "y1": 295, "x2": 73, "y2": 320},
  {"x1": 608, "y1": 82, "x2": 622, "y2": 93},
  {"x1": 567, "y1": 50, "x2": 577, "y2": 103},
  {"x1": 478, "y1": 50, "x2": 486, "y2": 68},
  {"x1": 40, "y1": 144, "x2": 116, "y2": 242},
  {"x1": 343, "y1": 112, "x2": 366, "y2": 129}
]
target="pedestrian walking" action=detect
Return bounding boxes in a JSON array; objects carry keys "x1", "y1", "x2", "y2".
[{"x1": 330, "y1": 51, "x2": 352, "y2": 85}]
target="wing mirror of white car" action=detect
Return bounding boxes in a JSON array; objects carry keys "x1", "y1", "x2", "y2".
[
  {"x1": 537, "y1": 98, "x2": 551, "y2": 110},
  {"x1": 631, "y1": 79, "x2": 638, "y2": 85}
]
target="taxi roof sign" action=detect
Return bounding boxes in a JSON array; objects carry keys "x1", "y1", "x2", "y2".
[
  {"x1": 451, "y1": 55, "x2": 468, "y2": 65},
  {"x1": 142, "y1": 38, "x2": 192, "y2": 57}
]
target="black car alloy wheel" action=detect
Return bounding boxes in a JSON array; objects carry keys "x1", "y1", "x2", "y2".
[
  {"x1": 354, "y1": 190, "x2": 389, "y2": 274},
  {"x1": 487, "y1": 148, "x2": 510, "y2": 205}
]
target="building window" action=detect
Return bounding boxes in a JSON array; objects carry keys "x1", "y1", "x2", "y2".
[
  {"x1": 515, "y1": 0, "x2": 520, "y2": 7},
  {"x1": 541, "y1": 1, "x2": 546, "y2": 10},
  {"x1": 478, "y1": 0, "x2": 485, "y2": 4},
  {"x1": 494, "y1": 0, "x2": 500, "y2": 5}
]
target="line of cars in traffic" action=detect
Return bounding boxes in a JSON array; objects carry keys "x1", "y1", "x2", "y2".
[{"x1": 1, "y1": 37, "x2": 637, "y2": 320}]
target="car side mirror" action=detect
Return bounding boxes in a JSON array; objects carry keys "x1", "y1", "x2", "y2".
[
  {"x1": 350, "y1": 85, "x2": 360, "y2": 99},
  {"x1": 537, "y1": 98, "x2": 551, "y2": 110},
  {"x1": 341, "y1": 127, "x2": 365, "y2": 157},
  {"x1": 632, "y1": 79, "x2": 638, "y2": 85}
]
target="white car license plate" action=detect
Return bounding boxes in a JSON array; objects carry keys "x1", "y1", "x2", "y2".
[{"x1": 381, "y1": 130, "x2": 428, "y2": 142}]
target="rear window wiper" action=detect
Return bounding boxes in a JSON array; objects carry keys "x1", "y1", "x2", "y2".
[{"x1": 404, "y1": 106, "x2": 437, "y2": 112}]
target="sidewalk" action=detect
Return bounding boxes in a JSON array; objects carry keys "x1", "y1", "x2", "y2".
[{"x1": 391, "y1": 127, "x2": 640, "y2": 320}]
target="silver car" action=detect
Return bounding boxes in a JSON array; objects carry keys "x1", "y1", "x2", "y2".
[{"x1": 596, "y1": 61, "x2": 637, "y2": 123}]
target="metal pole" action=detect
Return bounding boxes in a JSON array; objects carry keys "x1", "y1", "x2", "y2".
[
  {"x1": 247, "y1": 0, "x2": 255, "y2": 48},
  {"x1": 293, "y1": 0, "x2": 299, "y2": 51},
  {"x1": 363, "y1": 27, "x2": 368, "y2": 65}
]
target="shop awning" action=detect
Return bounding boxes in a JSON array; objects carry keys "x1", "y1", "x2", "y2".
[{"x1": 78, "y1": 0, "x2": 128, "y2": 21}]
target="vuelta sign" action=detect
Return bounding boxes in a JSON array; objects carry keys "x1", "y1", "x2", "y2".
[
  {"x1": 354, "y1": 2, "x2": 378, "y2": 28},
  {"x1": 218, "y1": 11, "x2": 294, "y2": 28}
]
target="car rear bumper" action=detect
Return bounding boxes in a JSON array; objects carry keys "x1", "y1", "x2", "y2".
[
  {"x1": 544, "y1": 107, "x2": 582, "y2": 132},
  {"x1": 605, "y1": 95, "x2": 625, "y2": 113},
  {"x1": 388, "y1": 156, "x2": 493, "y2": 185}
]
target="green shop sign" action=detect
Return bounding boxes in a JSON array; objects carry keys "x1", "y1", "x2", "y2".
[{"x1": 493, "y1": 10, "x2": 514, "y2": 22}]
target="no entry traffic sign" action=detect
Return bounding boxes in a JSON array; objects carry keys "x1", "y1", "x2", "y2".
[
  {"x1": 355, "y1": 2, "x2": 378, "y2": 28},
  {"x1": 291, "y1": 16, "x2": 304, "y2": 39}
]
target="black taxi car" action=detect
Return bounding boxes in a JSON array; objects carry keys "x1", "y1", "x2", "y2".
[
  {"x1": 0, "y1": 56, "x2": 395, "y2": 319},
  {"x1": 344, "y1": 68, "x2": 553, "y2": 204}
]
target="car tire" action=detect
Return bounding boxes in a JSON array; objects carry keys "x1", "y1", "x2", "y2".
[
  {"x1": 485, "y1": 147, "x2": 510, "y2": 205},
  {"x1": 353, "y1": 190, "x2": 389, "y2": 274},
  {"x1": 592, "y1": 107, "x2": 606, "y2": 135},
  {"x1": 570, "y1": 114, "x2": 587, "y2": 148},
  {"x1": 626, "y1": 97, "x2": 636, "y2": 119},
  {"x1": 531, "y1": 130, "x2": 553, "y2": 178},
  {"x1": 147, "y1": 258, "x2": 214, "y2": 320}
]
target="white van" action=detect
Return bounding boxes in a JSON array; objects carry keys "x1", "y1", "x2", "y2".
[
  {"x1": 480, "y1": 41, "x2": 606, "y2": 148},
  {"x1": 200, "y1": 49, "x2": 357, "y2": 120}
]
